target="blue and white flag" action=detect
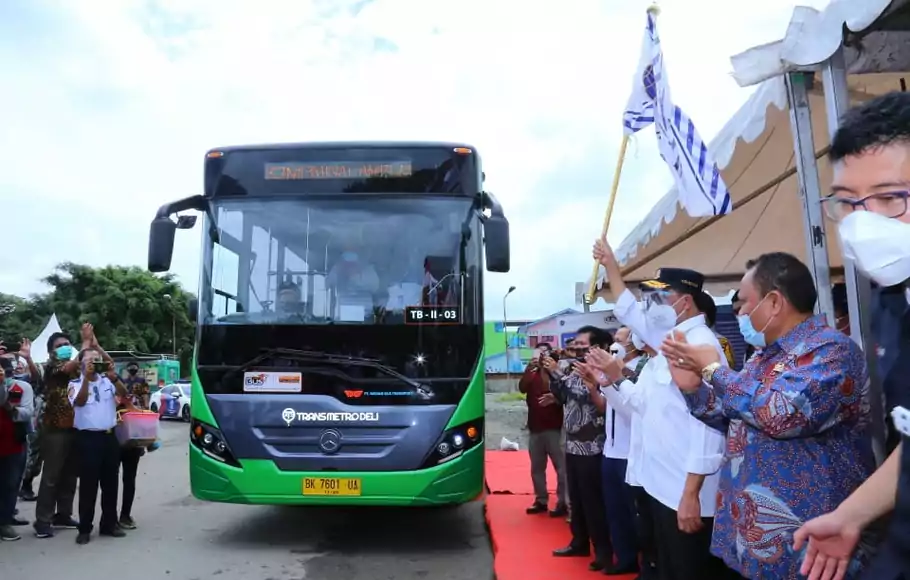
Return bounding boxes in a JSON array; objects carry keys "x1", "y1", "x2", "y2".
[{"x1": 623, "y1": 11, "x2": 732, "y2": 217}]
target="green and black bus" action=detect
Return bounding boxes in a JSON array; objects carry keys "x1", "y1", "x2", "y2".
[{"x1": 147, "y1": 141, "x2": 510, "y2": 505}]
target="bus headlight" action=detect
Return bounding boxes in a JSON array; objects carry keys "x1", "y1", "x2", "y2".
[
  {"x1": 191, "y1": 419, "x2": 241, "y2": 467},
  {"x1": 421, "y1": 419, "x2": 483, "y2": 468}
]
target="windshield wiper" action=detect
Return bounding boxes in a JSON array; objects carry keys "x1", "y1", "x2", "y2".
[{"x1": 223, "y1": 347, "x2": 423, "y2": 389}]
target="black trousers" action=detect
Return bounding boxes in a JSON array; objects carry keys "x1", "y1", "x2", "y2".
[
  {"x1": 649, "y1": 493, "x2": 734, "y2": 580},
  {"x1": 119, "y1": 447, "x2": 142, "y2": 519},
  {"x1": 565, "y1": 453, "x2": 612, "y2": 562},
  {"x1": 76, "y1": 430, "x2": 121, "y2": 534},
  {"x1": 632, "y1": 485, "x2": 659, "y2": 578},
  {"x1": 601, "y1": 457, "x2": 639, "y2": 569}
]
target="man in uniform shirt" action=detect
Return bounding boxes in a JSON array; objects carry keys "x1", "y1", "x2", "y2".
[
  {"x1": 69, "y1": 346, "x2": 129, "y2": 545},
  {"x1": 794, "y1": 91, "x2": 910, "y2": 580},
  {"x1": 593, "y1": 237, "x2": 729, "y2": 580}
]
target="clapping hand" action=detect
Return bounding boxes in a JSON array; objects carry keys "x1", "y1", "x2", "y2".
[
  {"x1": 585, "y1": 347, "x2": 625, "y2": 383},
  {"x1": 662, "y1": 331, "x2": 716, "y2": 392},
  {"x1": 537, "y1": 393, "x2": 557, "y2": 406},
  {"x1": 793, "y1": 510, "x2": 860, "y2": 580}
]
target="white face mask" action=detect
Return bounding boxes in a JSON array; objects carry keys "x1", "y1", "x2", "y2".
[
  {"x1": 631, "y1": 333, "x2": 645, "y2": 351},
  {"x1": 839, "y1": 211, "x2": 910, "y2": 287},
  {"x1": 609, "y1": 343, "x2": 627, "y2": 360},
  {"x1": 644, "y1": 298, "x2": 681, "y2": 334}
]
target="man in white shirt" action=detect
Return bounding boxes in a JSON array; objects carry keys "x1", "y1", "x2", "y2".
[
  {"x1": 593, "y1": 237, "x2": 731, "y2": 580},
  {"x1": 68, "y1": 347, "x2": 128, "y2": 545},
  {"x1": 595, "y1": 327, "x2": 645, "y2": 575}
]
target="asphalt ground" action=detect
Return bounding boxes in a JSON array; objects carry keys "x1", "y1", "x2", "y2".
[{"x1": 0, "y1": 418, "x2": 496, "y2": 580}]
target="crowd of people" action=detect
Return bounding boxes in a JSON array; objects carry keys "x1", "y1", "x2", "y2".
[
  {"x1": 0, "y1": 323, "x2": 155, "y2": 544},
  {"x1": 517, "y1": 90, "x2": 910, "y2": 580}
]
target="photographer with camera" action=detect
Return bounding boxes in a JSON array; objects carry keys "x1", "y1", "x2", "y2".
[
  {"x1": 0, "y1": 356, "x2": 34, "y2": 541},
  {"x1": 68, "y1": 343, "x2": 129, "y2": 545},
  {"x1": 519, "y1": 342, "x2": 568, "y2": 518}
]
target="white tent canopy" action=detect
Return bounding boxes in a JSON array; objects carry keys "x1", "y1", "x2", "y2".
[
  {"x1": 593, "y1": 0, "x2": 910, "y2": 302},
  {"x1": 30, "y1": 313, "x2": 73, "y2": 363}
]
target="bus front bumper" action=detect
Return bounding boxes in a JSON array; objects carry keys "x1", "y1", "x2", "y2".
[{"x1": 189, "y1": 444, "x2": 484, "y2": 506}]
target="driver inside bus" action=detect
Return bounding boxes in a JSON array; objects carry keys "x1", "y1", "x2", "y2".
[{"x1": 276, "y1": 279, "x2": 305, "y2": 316}]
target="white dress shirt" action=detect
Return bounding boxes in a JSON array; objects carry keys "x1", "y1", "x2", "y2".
[
  {"x1": 611, "y1": 288, "x2": 727, "y2": 517},
  {"x1": 67, "y1": 375, "x2": 118, "y2": 431},
  {"x1": 599, "y1": 357, "x2": 639, "y2": 460}
]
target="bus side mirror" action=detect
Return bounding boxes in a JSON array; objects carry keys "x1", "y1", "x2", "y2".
[
  {"x1": 484, "y1": 215, "x2": 510, "y2": 273},
  {"x1": 149, "y1": 217, "x2": 177, "y2": 273}
]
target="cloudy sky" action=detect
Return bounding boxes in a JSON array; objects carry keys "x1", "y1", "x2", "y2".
[{"x1": 1, "y1": 0, "x2": 828, "y2": 320}]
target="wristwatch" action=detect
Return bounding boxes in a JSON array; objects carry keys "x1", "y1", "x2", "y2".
[{"x1": 701, "y1": 362, "x2": 722, "y2": 383}]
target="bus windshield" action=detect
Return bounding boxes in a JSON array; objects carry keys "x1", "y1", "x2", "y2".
[{"x1": 200, "y1": 196, "x2": 481, "y2": 325}]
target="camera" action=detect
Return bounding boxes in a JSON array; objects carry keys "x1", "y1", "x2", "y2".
[
  {"x1": 92, "y1": 358, "x2": 110, "y2": 373},
  {"x1": 0, "y1": 341, "x2": 21, "y2": 353}
]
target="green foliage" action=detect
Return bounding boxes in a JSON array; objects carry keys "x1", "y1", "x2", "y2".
[
  {"x1": 0, "y1": 263, "x2": 195, "y2": 362},
  {"x1": 496, "y1": 391, "x2": 526, "y2": 402}
]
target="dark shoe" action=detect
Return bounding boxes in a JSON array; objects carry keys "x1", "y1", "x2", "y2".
[
  {"x1": 549, "y1": 505, "x2": 568, "y2": 518},
  {"x1": 53, "y1": 516, "x2": 79, "y2": 529},
  {"x1": 0, "y1": 525, "x2": 21, "y2": 541},
  {"x1": 589, "y1": 560, "x2": 608, "y2": 572},
  {"x1": 11, "y1": 517, "x2": 28, "y2": 526},
  {"x1": 100, "y1": 526, "x2": 126, "y2": 538},
  {"x1": 553, "y1": 545, "x2": 590, "y2": 557},
  {"x1": 19, "y1": 488, "x2": 37, "y2": 502},
  {"x1": 604, "y1": 563, "x2": 640, "y2": 575},
  {"x1": 118, "y1": 516, "x2": 137, "y2": 530},
  {"x1": 526, "y1": 502, "x2": 548, "y2": 514},
  {"x1": 76, "y1": 533, "x2": 91, "y2": 545},
  {"x1": 33, "y1": 522, "x2": 54, "y2": 538}
]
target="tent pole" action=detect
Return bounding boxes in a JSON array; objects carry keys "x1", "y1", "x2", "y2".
[
  {"x1": 821, "y1": 47, "x2": 886, "y2": 464},
  {"x1": 784, "y1": 72, "x2": 836, "y2": 325}
]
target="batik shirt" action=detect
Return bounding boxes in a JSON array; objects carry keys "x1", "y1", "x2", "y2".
[
  {"x1": 41, "y1": 358, "x2": 78, "y2": 430},
  {"x1": 684, "y1": 315, "x2": 875, "y2": 579},
  {"x1": 550, "y1": 372, "x2": 605, "y2": 456}
]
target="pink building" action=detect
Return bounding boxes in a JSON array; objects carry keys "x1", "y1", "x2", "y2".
[{"x1": 519, "y1": 308, "x2": 622, "y2": 348}]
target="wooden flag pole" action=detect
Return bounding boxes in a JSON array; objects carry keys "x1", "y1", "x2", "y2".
[
  {"x1": 585, "y1": 3, "x2": 660, "y2": 305},
  {"x1": 585, "y1": 134, "x2": 631, "y2": 304}
]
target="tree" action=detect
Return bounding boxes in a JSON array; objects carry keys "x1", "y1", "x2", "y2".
[{"x1": 1, "y1": 263, "x2": 196, "y2": 364}]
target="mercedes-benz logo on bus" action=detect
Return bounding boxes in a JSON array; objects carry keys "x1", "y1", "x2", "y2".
[{"x1": 318, "y1": 429, "x2": 342, "y2": 455}]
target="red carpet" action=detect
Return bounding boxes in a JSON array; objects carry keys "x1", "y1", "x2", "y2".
[
  {"x1": 485, "y1": 451, "x2": 637, "y2": 580},
  {"x1": 485, "y1": 448, "x2": 557, "y2": 495}
]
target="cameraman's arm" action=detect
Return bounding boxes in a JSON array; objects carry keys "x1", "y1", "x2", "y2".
[{"x1": 73, "y1": 375, "x2": 92, "y2": 407}]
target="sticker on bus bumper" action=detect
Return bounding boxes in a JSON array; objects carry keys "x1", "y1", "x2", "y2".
[{"x1": 243, "y1": 371, "x2": 302, "y2": 393}]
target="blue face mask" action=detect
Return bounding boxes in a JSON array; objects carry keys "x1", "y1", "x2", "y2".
[
  {"x1": 737, "y1": 295, "x2": 772, "y2": 348},
  {"x1": 3, "y1": 378, "x2": 12, "y2": 388},
  {"x1": 55, "y1": 345, "x2": 74, "y2": 360},
  {"x1": 342, "y1": 252, "x2": 358, "y2": 262},
  {"x1": 737, "y1": 315, "x2": 766, "y2": 348}
]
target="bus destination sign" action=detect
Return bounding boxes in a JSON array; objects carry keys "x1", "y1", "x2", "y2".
[{"x1": 265, "y1": 161, "x2": 413, "y2": 180}]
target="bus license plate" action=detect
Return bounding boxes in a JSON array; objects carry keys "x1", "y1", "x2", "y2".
[{"x1": 302, "y1": 477, "x2": 362, "y2": 496}]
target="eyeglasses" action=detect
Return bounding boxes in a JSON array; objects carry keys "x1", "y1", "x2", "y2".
[
  {"x1": 821, "y1": 191, "x2": 910, "y2": 221},
  {"x1": 643, "y1": 290, "x2": 674, "y2": 308}
]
